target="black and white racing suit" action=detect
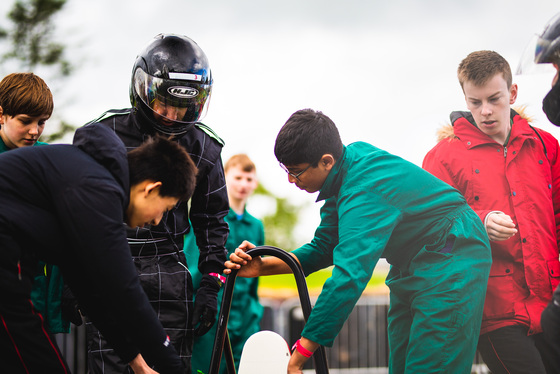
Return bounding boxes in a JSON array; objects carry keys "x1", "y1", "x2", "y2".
[{"x1": 84, "y1": 108, "x2": 229, "y2": 373}]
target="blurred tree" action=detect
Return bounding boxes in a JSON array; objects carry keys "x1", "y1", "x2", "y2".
[
  {"x1": 0, "y1": 0, "x2": 76, "y2": 142},
  {"x1": 1, "y1": 0, "x2": 70, "y2": 75},
  {"x1": 253, "y1": 183, "x2": 306, "y2": 251}
]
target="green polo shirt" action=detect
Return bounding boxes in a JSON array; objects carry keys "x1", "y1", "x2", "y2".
[{"x1": 0, "y1": 136, "x2": 47, "y2": 152}]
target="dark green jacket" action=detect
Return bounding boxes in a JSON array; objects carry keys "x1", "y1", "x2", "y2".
[{"x1": 222, "y1": 208, "x2": 264, "y2": 334}]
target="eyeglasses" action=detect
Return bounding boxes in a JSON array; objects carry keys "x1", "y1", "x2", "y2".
[{"x1": 279, "y1": 162, "x2": 314, "y2": 182}]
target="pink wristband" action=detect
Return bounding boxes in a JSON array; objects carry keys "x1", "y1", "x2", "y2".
[
  {"x1": 292, "y1": 339, "x2": 313, "y2": 358},
  {"x1": 209, "y1": 272, "x2": 226, "y2": 284}
]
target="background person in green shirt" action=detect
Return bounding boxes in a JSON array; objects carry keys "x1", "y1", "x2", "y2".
[
  {"x1": 185, "y1": 154, "x2": 265, "y2": 374},
  {"x1": 225, "y1": 108, "x2": 492, "y2": 374},
  {"x1": 0, "y1": 72, "x2": 75, "y2": 334}
]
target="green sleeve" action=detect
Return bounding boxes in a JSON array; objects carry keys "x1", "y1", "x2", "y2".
[
  {"x1": 292, "y1": 198, "x2": 338, "y2": 275},
  {"x1": 300, "y1": 188, "x2": 401, "y2": 347}
]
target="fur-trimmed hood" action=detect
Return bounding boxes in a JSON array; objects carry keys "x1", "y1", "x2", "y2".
[{"x1": 436, "y1": 106, "x2": 533, "y2": 142}]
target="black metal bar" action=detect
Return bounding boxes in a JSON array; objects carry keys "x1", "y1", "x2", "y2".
[
  {"x1": 209, "y1": 245, "x2": 329, "y2": 374},
  {"x1": 223, "y1": 330, "x2": 236, "y2": 374},
  {"x1": 209, "y1": 265, "x2": 238, "y2": 374}
]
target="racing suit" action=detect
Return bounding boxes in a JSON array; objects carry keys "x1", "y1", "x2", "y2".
[{"x1": 83, "y1": 108, "x2": 229, "y2": 373}]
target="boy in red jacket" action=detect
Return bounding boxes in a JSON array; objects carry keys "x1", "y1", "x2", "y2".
[{"x1": 423, "y1": 50, "x2": 560, "y2": 374}]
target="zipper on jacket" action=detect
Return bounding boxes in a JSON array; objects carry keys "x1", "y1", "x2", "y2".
[{"x1": 503, "y1": 123, "x2": 512, "y2": 158}]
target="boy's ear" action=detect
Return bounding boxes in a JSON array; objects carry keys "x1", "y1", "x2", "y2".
[
  {"x1": 144, "y1": 181, "x2": 162, "y2": 196},
  {"x1": 319, "y1": 154, "x2": 335, "y2": 171},
  {"x1": 509, "y1": 83, "x2": 518, "y2": 105}
]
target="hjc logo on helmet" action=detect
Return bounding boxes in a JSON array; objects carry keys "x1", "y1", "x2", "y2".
[
  {"x1": 168, "y1": 86, "x2": 199, "y2": 98},
  {"x1": 131, "y1": 34, "x2": 212, "y2": 133}
]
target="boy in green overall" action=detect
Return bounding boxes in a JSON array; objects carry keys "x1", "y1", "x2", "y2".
[{"x1": 225, "y1": 108, "x2": 492, "y2": 373}]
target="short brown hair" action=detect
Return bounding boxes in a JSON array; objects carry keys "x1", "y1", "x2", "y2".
[
  {"x1": 0, "y1": 73, "x2": 54, "y2": 117},
  {"x1": 224, "y1": 154, "x2": 256, "y2": 173},
  {"x1": 457, "y1": 50, "x2": 512, "y2": 90}
]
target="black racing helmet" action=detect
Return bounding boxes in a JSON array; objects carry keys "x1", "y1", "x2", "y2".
[
  {"x1": 130, "y1": 33, "x2": 213, "y2": 135},
  {"x1": 534, "y1": 13, "x2": 560, "y2": 65},
  {"x1": 517, "y1": 13, "x2": 560, "y2": 75}
]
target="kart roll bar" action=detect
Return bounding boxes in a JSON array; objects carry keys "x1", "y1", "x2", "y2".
[{"x1": 208, "y1": 245, "x2": 329, "y2": 374}]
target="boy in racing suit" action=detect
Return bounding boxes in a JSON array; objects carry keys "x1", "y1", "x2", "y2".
[{"x1": 84, "y1": 34, "x2": 228, "y2": 374}]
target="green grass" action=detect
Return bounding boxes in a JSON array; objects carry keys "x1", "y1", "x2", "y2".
[{"x1": 258, "y1": 267, "x2": 388, "y2": 296}]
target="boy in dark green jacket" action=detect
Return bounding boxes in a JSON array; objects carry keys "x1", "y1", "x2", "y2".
[{"x1": 225, "y1": 109, "x2": 492, "y2": 373}]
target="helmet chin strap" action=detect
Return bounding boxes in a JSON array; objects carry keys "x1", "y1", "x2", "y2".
[{"x1": 543, "y1": 78, "x2": 560, "y2": 127}]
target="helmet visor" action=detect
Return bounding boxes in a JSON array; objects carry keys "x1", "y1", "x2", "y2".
[
  {"x1": 535, "y1": 36, "x2": 560, "y2": 65},
  {"x1": 133, "y1": 68, "x2": 211, "y2": 124},
  {"x1": 537, "y1": 12, "x2": 560, "y2": 64},
  {"x1": 516, "y1": 34, "x2": 558, "y2": 75}
]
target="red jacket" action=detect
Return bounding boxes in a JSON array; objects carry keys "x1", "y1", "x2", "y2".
[{"x1": 423, "y1": 109, "x2": 560, "y2": 335}]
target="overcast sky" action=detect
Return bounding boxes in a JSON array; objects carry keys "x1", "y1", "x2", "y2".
[{"x1": 2, "y1": 0, "x2": 560, "y2": 243}]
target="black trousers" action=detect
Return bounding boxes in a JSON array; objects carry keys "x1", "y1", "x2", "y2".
[
  {"x1": 0, "y1": 296, "x2": 69, "y2": 373},
  {"x1": 477, "y1": 325, "x2": 560, "y2": 374},
  {"x1": 0, "y1": 232, "x2": 70, "y2": 373}
]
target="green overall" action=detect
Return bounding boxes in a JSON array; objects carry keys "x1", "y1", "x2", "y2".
[{"x1": 293, "y1": 142, "x2": 491, "y2": 373}]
